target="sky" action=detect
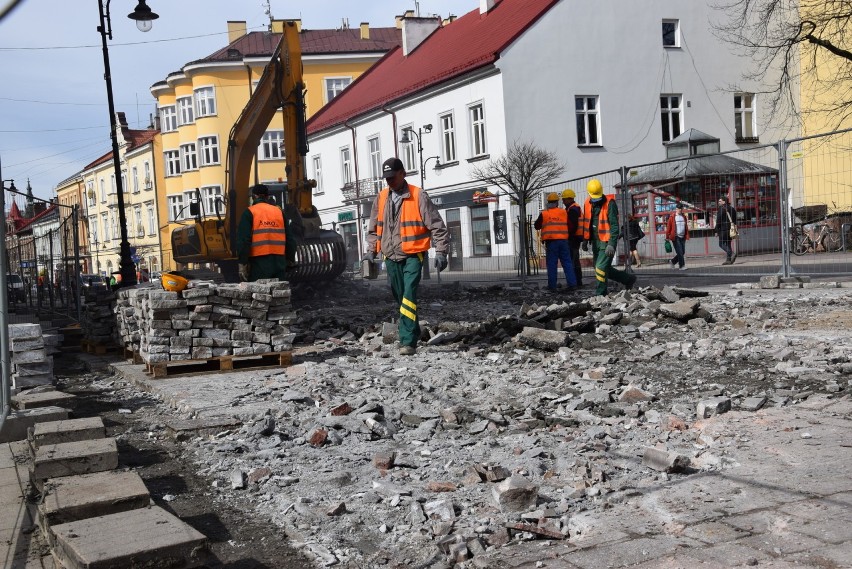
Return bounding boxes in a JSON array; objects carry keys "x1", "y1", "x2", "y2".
[{"x1": 0, "y1": 0, "x2": 471, "y2": 202}]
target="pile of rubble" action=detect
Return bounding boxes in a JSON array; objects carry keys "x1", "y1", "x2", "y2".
[
  {"x1": 114, "y1": 280, "x2": 297, "y2": 364},
  {"x1": 9, "y1": 323, "x2": 56, "y2": 389},
  {"x1": 135, "y1": 283, "x2": 851, "y2": 568}
]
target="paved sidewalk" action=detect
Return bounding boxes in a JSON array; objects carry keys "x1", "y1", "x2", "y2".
[{"x1": 0, "y1": 440, "x2": 51, "y2": 568}]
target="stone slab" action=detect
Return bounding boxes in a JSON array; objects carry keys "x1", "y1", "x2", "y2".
[
  {"x1": 50, "y1": 506, "x2": 208, "y2": 569},
  {"x1": 165, "y1": 416, "x2": 243, "y2": 441},
  {"x1": 30, "y1": 438, "x2": 118, "y2": 485},
  {"x1": 0, "y1": 407, "x2": 70, "y2": 443},
  {"x1": 12, "y1": 391, "x2": 76, "y2": 411},
  {"x1": 29, "y1": 417, "x2": 105, "y2": 450},
  {"x1": 40, "y1": 470, "x2": 151, "y2": 528}
]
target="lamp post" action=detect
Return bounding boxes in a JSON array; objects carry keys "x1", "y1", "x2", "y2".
[
  {"x1": 97, "y1": 0, "x2": 158, "y2": 288},
  {"x1": 401, "y1": 125, "x2": 441, "y2": 190}
]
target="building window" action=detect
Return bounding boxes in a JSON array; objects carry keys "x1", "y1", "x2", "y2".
[
  {"x1": 134, "y1": 206, "x2": 144, "y2": 237},
  {"x1": 87, "y1": 182, "x2": 96, "y2": 206},
  {"x1": 90, "y1": 217, "x2": 98, "y2": 243},
  {"x1": 121, "y1": 172, "x2": 127, "y2": 194},
  {"x1": 143, "y1": 162, "x2": 152, "y2": 188},
  {"x1": 440, "y1": 112, "x2": 456, "y2": 162},
  {"x1": 734, "y1": 93, "x2": 758, "y2": 142},
  {"x1": 167, "y1": 194, "x2": 185, "y2": 221},
  {"x1": 180, "y1": 143, "x2": 198, "y2": 171},
  {"x1": 110, "y1": 212, "x2": 117, "y2": 241},
  {"x1": 131, "y1": 167, "x2": 139, "y2": 193},
  {"x1": 469, "y1": 103, "x2": 487, "y2": 156},
  {"x1": 312, "y1": 155, "x2": 323, "y2": 195},
  {"x1": 575, "y1": 96, "x2": 601, "y2": 146},
  {"x1": 201, "y1": 186, "x2": 223, "y2": 216},
  {"x1": 259, "y1": 130, "x2": 283, "y2": 160},
  {"x1": 340, "y1": 147, "x2": 352, "y2": 186},
  {"x1": 101, "y1": 213, "x2": 110, "y2": 241},
  {"x1": 660, "y1": 94, "x2": 683, "y2": 143},
  {"x1": 99, "y1": 179, "x2": 106, "y2": 202},
  {"x1": 198, "y1": 136, "x2": 220, "y2": 166},
  {"x1": 662, "y1": 19, "x2": 679, "y2": 47},
  {"x1": 470, "y1": 205, "x2": 492, "y2": 257},
  {"x1": 109, "y1": 174, "x2": 116, "y2": 195},
  {"x1": 401, "y1": 125, "x2": 416, "y2": 172},
  {"x1": 194, "y1": 86, "x2": 216, "y2": 117},
  {"x1": 147, "y1": 205, "x2": 156, "y2": 235},
  {"x1": 160, "y1": 105, "x2": 177, "y2": 132},
  {"x1": 325, "y1": 77, "x2": 352, "y2": 103},
  {"x1": 368, "y1": 136, "x2": 382, "y2": 191},
  {"x1": 177, "y1": 96, "x2": 194, "y2": 125},
  {"x1": 164, "y1": 150, "x2": 181, "y2": 177}
]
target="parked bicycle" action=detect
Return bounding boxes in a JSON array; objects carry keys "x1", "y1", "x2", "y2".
[{"x1": 790, "y1": 218, "x2": 844, "y2": 255}]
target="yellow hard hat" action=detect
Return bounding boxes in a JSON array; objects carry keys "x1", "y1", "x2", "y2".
[
  {"x1": 587, "y1": 179, "x2": 604, "y2": 199},
  {"x1": 561, "y1": 189, "x2": 575, "y2": 199},
  {"x1": 546, "y1": 192, "x2": 560, "y2": 202},
  {"x1": 161, "y1": 273, "x2": 188, "y2": 293}
]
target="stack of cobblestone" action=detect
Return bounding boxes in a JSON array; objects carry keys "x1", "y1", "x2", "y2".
[
  {"x1": 115, "y1": 280, "x2": 296, "y2": 364},
  {"x1": 82, "y1": 287, "x2": 118, "y2": 345},
  {"x1": 9, "y1": 323, "x2": 54, "y2": 389}
]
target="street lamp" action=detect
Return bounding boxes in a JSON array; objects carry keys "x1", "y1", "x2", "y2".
[
  {"x1": 401, "y1": 125, "x2": 441, "y2": 189},
  {"x1": 97, "y1": 0, "x2": 159, "y2": 288}
]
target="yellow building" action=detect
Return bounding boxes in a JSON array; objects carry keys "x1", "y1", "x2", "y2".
[{"x1": 150, "y1": 19, "x2": 400, "y2": 271}]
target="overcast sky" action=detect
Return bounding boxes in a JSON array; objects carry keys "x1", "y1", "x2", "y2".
[{"x1": 0, "y1": 0, "x2": 471, "y2": 202}]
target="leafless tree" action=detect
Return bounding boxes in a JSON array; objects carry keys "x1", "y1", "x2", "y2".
[
  {"x1": 470, "y1": 141, "x2": 564, "y2": 278},
  {"x1": 712, "y1": 0, "x2": 852, "y2": 127}
]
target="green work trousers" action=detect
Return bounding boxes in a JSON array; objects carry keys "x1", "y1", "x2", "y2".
[
  {"x1": 591, "y1": 240, "x2": 632, "y2": 296},
  {"x1": 385, "y1": 254, "x2": 423, "y2": 348}
]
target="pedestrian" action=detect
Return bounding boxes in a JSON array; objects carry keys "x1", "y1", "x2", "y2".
[
  {"x1": 561, "y1": 188, "x2": 583, "y2": 286},
  {"x1": 627, "y1": 214, "x2": 644, "y2": 268},
  {"x1": 666, "y1": 204, "x2": 689, "y2": 270},
  {"x1": 535, "y1": 192, "x2": 577, "y2": 291},
  {"x1": 580, "y1": 179, "x2": 637, "y2": 295},
  {"x1": 714, "y1": 195, "x2": 738, "y2": 265},
  {"x1": 236, "y1": 183, "x2": 289, "y2": 281},
  {"x1": 365, "y1": 158, "x2": 449, "y2": 356}
]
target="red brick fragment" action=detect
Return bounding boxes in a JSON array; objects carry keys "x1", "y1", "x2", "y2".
[{"x1": 309, "y1": 428, "x2": 328, "y2": 447}]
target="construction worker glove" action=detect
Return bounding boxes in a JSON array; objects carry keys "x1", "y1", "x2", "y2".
[
  {"x1": 362, "y1": 251, "x2": 376, "y2": 262},
  {"x1": 581, "y1": 240, "x2": 589, "y2": 252},
  {"x1": 605, "y1": 244, "x2": 616, "y2": 258},
  {"x1": 238, "y1": 264, "x2": 250, "y2": 281},
  {"x1": 434, "y1": 252, "x2": 448, "y2": 272}
]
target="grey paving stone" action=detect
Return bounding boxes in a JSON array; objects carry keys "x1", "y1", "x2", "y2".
[
  {"x1": 563, "y1": 536, "x2": 702, "y2": 569},
  {"x1": 736, "y1": 531, "x2": 826, "y2": 556},
  {"x1": 681, "y1": 520, "x2": 751, "y2": 544},
  {"x1": 687, "y1": 541, "x2": 770, "y2": 566}
]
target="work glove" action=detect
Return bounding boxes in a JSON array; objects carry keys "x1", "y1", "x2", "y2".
[
  {"x1": 581, "y1": 240, "x2": 589, "y2": 252},
  {"x1": 434, "y1": 252, "x2": 448, "y2": 272},
  {"x1": 362, "y1": 251, "x2": 376, "y2": 262},
  {"x1": 238, "y1": 264, "x2": 250, "y2": 282},
  {"x1": 605, "y1": 244, "x2": 616, "y2": 258}
]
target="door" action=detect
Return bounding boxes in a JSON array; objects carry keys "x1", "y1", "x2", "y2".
[
  {"x1": 446, "y1": 208, "x2": 463, "y2": 271},
  {"x1": 340, "y1": 222, "x2": 359, "y2": 270}
]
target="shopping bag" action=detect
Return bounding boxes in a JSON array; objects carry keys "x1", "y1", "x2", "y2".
[
  {"x1": 664, "y1": 240, "x2": 673, "y2": 253},
  {"x1": 729, "y1": 224, "x2": 739, "y2": 239}
]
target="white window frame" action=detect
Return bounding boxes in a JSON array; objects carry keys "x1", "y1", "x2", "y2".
[
  {"x1": 340, "y1": 146, "x2": 352, "y2": 186},
  {"x1": 177, "y1": 96, "x2": 194, "y2": 125},
  {"x1": 325, "y1": 76, "x2": 352, "y2": 103},
  {"x1": 198, "y1": 135, "x2": 220, "y2": 166},
  {"x1": 167, "y1": 194, "x2": 185, "y2": 222},
  {"x1": 660, "y1": 94, "x2": 683, "y2": 143},
  {"x1": 90, "y1": 217, "x2": 99, "y2": 243},
  {"x1": 575, "y1": 96, "x2": 601, "y2": 146},
  {"x1": 194, "y1": 86, "x2": 216, "y2": 118},
  {"x1": 101, "y1": 212, "x2": 110, "y2": 241},
  {"x1": 143, "y1": 161, "x2": 152, "y2": 189},
  {"x1": 439, "y1": 112, "x2": 457, "y2": 163},
  {"x1": 131, "y1": 166, "x2": 139, "y2": 194},
  {"x1": 312, "y1": 155, "x2": 323, "y2": 195},
  {"x1": 180, "y1": 143, "x2": 198, "y2": 171},
  {"x1": 164, "y1": 150, "x2": 181, "y2": 177},
  {"x1": 468, "y1": 103, "x2": 487, "y2": 157},
  {"x1": 200, "y1": 185, "x2": 223, "y2": 217},
  {"x1": 368, "y1": 136, "x2": 382, "y2": 190},
  {"x1": 147, "y1": 204, "x2": 156, "y2": 235},
  {"x1": 87, "y1": 181, "x2": 96, "y2": 206},
  {"x1": 110, "y1": 212, "x2": 117, "y2": 241},
  {"x1": 159, "y1": 105, "x2": 177, "y2": 132},
  {"x1": 109, "y1": 173, "x2": 116, "y2": 195},
  {"x1": 662, "y1": 19, "x2": 680, "y2": 48},
  {"x1": 99, "y1": 179, "x2": 106, "y2": 202},
  {"x1": 734, "y1": 93, "x2": 757, "y2": 141},
  {"x1": 259, "y1": 130, "x2": 284, "y2": 160},
  {"x1": 400, "y1": 124, "x2": 417, "y2": 172},
  {"x1": 134, "y1": 206, "x2": 144, "y2": 238}
]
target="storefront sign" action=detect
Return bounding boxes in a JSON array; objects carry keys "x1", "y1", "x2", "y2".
[
  {"x1": 337, "y1": 211, "x2": 354, "y2": 222},
  {"x1": 473, "y1": 190, "x2": 498, "y2": 204},
  {"x1": 431, "y1": 189, "x2": 477, "y2": 207},
  {"x1": 493, "y1": 209, "x2": 508, "y2": 244}
]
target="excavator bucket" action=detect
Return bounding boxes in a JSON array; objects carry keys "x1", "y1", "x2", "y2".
[{"x1": 287, "y1": 229, "x2": 348, "y2": 281}]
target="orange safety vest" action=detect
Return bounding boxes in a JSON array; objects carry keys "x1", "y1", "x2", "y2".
[
  {"x1": 249, "y1": 202, "x2": 286, "y2": 257},
  {"x1": 567, "y1": 203, "x2": 583, "y2": 237},
  {"x1": 539, "y1": 207, "x2": 569, "y2": 240},
  {"x1": 375, "y1": 185, "x2": 431, "y2": 254},
  {"x1": 581, "y1": 196, "x2": 612, "y2": 242}
]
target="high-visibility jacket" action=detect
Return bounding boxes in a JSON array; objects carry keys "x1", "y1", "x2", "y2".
[
  {"x1": 581, "y1": 196, "x2": 613, "y2": 242},
  {"x1": 248, "y1": 202, "x2": 286, "y2": 257},
  {"x1": 567, "y1": 203, "x2": 583, "y2": 237},
  {"x1": 375, "y1": 185, "x2": 431, "y2": 254},
  {"x1": 539, "y1": 207, "x2": 570, "y2": 241}
]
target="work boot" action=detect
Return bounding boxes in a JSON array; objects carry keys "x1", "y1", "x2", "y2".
[
  {"x1": 731, "y1": 252, "x2": 738, "y2": 264},
  {"x1": 399, "y1": 345, "x2": 416, "y2": 356},
  {"x1": 722, "y1": 259, "x2": 732, "y2": 265},
  {"x1": 625, "y1": 274, "x2": 637, "y2": 290}
]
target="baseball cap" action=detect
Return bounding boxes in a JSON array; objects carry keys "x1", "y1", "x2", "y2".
[{"x1": 382, "y1": 158, "x2": 405, "y2": 179}]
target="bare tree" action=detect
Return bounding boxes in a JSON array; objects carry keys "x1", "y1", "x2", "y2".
[
  {"x1": 712, "y1": 0, "x2": 852, "y2": 127},
  {"x1": 470, "y1": 141, "x2": 564, "y2": 278}
]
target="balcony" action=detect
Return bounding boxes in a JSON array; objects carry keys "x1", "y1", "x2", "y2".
[{"x1": 341, "y1": 179, "x2": 383, "y2": 202}]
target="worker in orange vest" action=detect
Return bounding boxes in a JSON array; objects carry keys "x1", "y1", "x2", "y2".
[
  {"x1": 236, "y1": 184, "x2": 288, "y2": 282},
  {"x1": 535, "y1": 192, "x2": 577, "y2": 291},
  {"x1": 580, "y1": 179, "x2": 637, "y2": 295}
]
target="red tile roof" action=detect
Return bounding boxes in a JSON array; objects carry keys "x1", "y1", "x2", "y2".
[
  {"x1": 307, "y1": 0, "x2": 558, "y2": 134},
  {"x1": 82, "y1": 129, "x2": 158, "y2": 171}
]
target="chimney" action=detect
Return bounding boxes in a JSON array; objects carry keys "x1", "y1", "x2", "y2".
[
  {"x1": 480, "y1": 0, "x2": 497, "y2": 15},
  {"x1": 402, "y1": 16, "x2": 441, "y2": 56},
  {"x1": 442, "y1": 15, "x2": 457, "y2": 26},
  {"x1": 227, "y1": 21, "x2": 247, "y2": 43},
  {"x1": 273, "y1": 19, "x2": 301, "y2": 33},
  {"x1": 116, "y1": 112, "x2": 128, "y2": 129},
  {"x1": 395, "y1": 10, "x2": 416, "y2": 29},
  {"x1": 360, "y1": 22, "x2": 369, "y2": 40}
]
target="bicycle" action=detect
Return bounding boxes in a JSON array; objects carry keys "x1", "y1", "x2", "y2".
[{"x1": 790, "y1": 218, "x2": 844, "y2": 255}]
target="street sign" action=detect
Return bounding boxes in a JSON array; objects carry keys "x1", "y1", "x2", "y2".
[{"x1": 20, "y1": 260, "x2": 36, "y2": 268}]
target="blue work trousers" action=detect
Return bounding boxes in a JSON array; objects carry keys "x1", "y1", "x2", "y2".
[{"x1": 544, "y1": 239, "x2": 577, "y2": 289}]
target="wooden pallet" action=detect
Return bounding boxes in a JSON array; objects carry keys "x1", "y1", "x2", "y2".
[
  {"x1": 123, "y1": 347, "x2": 144, "y2": 364},
  {"x1": 145, "y1": 351, "x2": 293, "y2": 378},
  {"x1": 81, "y1": 339, "x2": 121, "y2": 355}
]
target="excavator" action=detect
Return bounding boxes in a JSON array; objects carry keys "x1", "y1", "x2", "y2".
[{"x1": 171, "y1": 21, "x2": 347, "y2": 282}]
